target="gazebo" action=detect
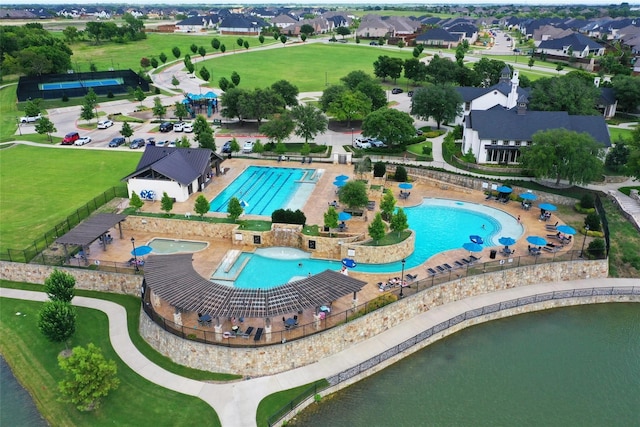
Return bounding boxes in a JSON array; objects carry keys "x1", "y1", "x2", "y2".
[{"x1": 55, "y1": 213, "x2": 127, "y2": 263}]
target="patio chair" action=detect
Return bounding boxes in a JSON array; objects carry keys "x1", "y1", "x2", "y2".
[
  {"x1": 427, "y1": 267, "x2": 438, "y2": 276},
  {"x1": 469, "y1": 255, "x2": 481, "y2": 263},
  {"x1": 405, "y1": 273, "x2": 418, "y2": 282},
  {"x1": 242, "y1": 327, "x2": 254, "y2": 338},
  {"x1": 545, "y1": 222, "x2": 559, "y2": 230},
  {"x1": 435, "y1": 265, "x2": 446, "y2": 273},
  {"x1": 443, "y1": 263, "x2": 453, "y2": 270},
  {"x1": 454, "y1": 260, "x2": 465, "y2": 269},
  {"x1": 254, "y1": 327, "x2": 264, "y2": 342}
]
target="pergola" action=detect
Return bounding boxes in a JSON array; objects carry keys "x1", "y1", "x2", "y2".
[
  {"x1": 55, "y1": 213, "x2": 127, "y2": 262},
  {"x1": 143, "y1": 254, "x2": 367, "y2": 319}
]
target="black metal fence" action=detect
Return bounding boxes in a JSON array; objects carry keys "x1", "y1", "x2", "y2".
[
  {"x1": 595, "y1": 194, "x2": 610, "y2": 256},
  {"x1": 267, "y1": 285, "x2": 639, "y2": 426},
  {"x1": 2, "y1": 186, "x2": 128, "y2": 263}
]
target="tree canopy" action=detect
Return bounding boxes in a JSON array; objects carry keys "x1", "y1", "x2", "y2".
[
  {"x1": 361, "y1": 108, "x2": 415, "y2": 146},
  {"x1": 410, "y1": 84, "x2": 462, "y2": 129},
  {"x1": 338, "y1": 180, "x2": 368, "y2": 209},
  {"x1": 38, "y1": 300, "x2": 76, "y2": 345},
  {"x1": 612, "y1": 75, "x2": 640, "y2": 112},
  {"x1": 44, "y1": 269, "x2": 76, "y2": 303},
  {"x1": 327, "y1": 90, "x2": 372, "y2": 127},
  {"x1": 520, "y1": 128, "x2": 605, "y2": 185},
  {"x1": 528, "y1": 75, "x2": 600, "y2": 115},
  {"x1": 373, "y1": 55, "x2": 404, "y2": 83},
  {"x1": 291, "y1": 104, "x2": 328, "y2": 143}
]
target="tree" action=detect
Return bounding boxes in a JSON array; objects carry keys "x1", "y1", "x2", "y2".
[
  {"x1": 220, "y1": 87, "x2": 247, "y2": 121},
  {"x1": 150, "y1": 57, "x2": 158, "y2": 69},
  {"x1": 238, "y1": 88, "x2": 284, "y2": 126},
  {"x1": 198, "y1": 46, "x2": 206, "y2": 59},
  {"x1": 159, "y1": 52, "x2": 167, "y2": 64},
  {"x1": 455, "y1": 44, "x2": 466, "y2": 66},
  {"x1": 171, "y1": 75, "x2": 179, "y2": 90},
  {"x1": 219, "y1": 77, "x2": 231, "y2": 92},
  {"x1": 220, "y1": 44, "x2": 226, "y2": 54},
  {"x1": 194, "y1": 195, "x2": 210, "y2": 219},
  {"x1": 319, "y1": 84, "x2": 346, "y2": 112},
  {"x1": 140, "y1": 57, "x2": 150, "y2": 69},
  {"x1": 271, "y1": 80, "x2": 299, "y2": 106},
  {"x1": 410, "y1": 85, "x2": 463, "y2": 129},
  {"x1": 230, "y1": 138, "x2": 241, "y2": 154},
  {"x1": 327, "y1": 90, "x2": 372, "y2": 127},
  {"x1": 80, "y1": 88, "x2": 98, "y2": 123},
  {"x1": 555, "y1": 63, "x2": 564, "y2": 74},
  {"x1": 172, "y1": 46, "x2": 181, "y2": 59},
  {"x1": 199, "y1": 66, "x2": 211, "y2": 82},
  {"x1": 425, "y1": 55, "x2": 460, "y2": 85},
  {"x1": 35, "y1": 117, "x2": 56, "y2": 143},
  {"x1": 394, "y1": 165, "x2": 407, "y2": 182},
  {"x1": 211, "y1": 38, "x2": 220, "y2": 50},
  {"x1": 300, "y1": 24, "x2": 315, "y2": 36},
  {"x1": 355, "y1": 79, "x2": 387, "y2": 111},
  {"x1": 528, "y1": 57, "x2": 535, "y2": 69},
  {"x1": 380, "y1": 190, "x2": 396, "y2": 221},
  {"x1": 161, "y1": 192, "x2": 174, "y2": 215},
  {"x1": 368, "y1": 213, "x2": 386, "y2": 244},
  {"x1": 260, "y1": 112, "x2": 295, "y2": 144},
  {"x1": 373, "y1": 161, "x2": 386, "y2": 178},
  {"x1": 336, "y1": 27, "x2": 351, "y2": 38},
  {"x1": 58, "y1": 343, "x2": 119, "y2": 412},
  {"x1": 390, "y1": 207, "x2": 409, "y2": 237},
  {"x1": 605, "y1": 140, "x2": 631, "y2": 172},
  {"x1": 300, "y1": 34, "x2": 307, "y2": 42},
  {"x1": 38, "y1": 300, "x2": 76, "y2": 345},
  {"x1": 237, "y1": 38, "x2": 244, "y2": 48},
  {"x1": 324, "y1": 206, "x2": 339, "y2": 236},
  {"x1": 373, "y1": 55, "x2": 403, "y2": 82},
  {"x1": 133, "y1": 86, "x2": 146, "y2": 104},
  {"x1": 473, "y1": 58, "x2": 508, "y2": 87},
  {"x1": 227, "y1": 197, "x2": 243, "y2": 221},
  {"x1": 520, "y1": 129, "x2": 605, "y2": 185},
  {"x1": 529, "y1": 75, "x2": 600, "y2": 115},
  {"x1": 44, "y1": 269, "x2": 76, "y2": 303},
  {"x1": 24, "y1": 99, "x2": 42, "y2": 117},
  {"x1": 231, "y1": 71, "x2": 240, "y2": 87},
  {"x1": 152, "y1": 97, "x2": 166, "y2": 119},
  {"x1": 174, "y1": 102, "x2": 188, "y2": 121},
  {"x1": 129, "y1": 191, "x2": 143, "y2": 212},
  {"x1": 404, "y1": 58, "x2": 428, "y2": 85},
  {"x1": 63, "y1": 26, "x2": 79, "y2": 43},
  {"x1": 338, "y1": 180, "x2": 368, "y2": 209},
  {"x1": 291, "y1": 104, "x2": 328, "y2": 143},
  {"x1": 612, "y1": 75, "x2": 640, "y2": 112},
  {"x1": 120, "y1": 122, "x2": 134, "y2": 141},
  {"x1": 190, "y1": 43, "x2": 198, "y2": 54},
  {"x1": 259, "y1": 35, "x2": 265, "y2": 44},
  {"x1": 244, "y1": 40, "x2": 249, "y2": 50},
  {"x1": 280, "y1": 35, "x2": 287, "y2": 45},
  {"x1": 362, "y1": 108, "x2": 415, "y2": 146},
  {"x1": 193, "y1": 115, "x2": 215, "y2": 150}
]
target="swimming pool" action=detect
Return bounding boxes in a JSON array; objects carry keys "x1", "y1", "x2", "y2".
[
  {"x1": 212, "y1": 198, "x2": 523, "y2": 289},
  {"x1": 209, "y1": 166, "x2": 319, "y2": 216},
  {"x1": 39, "y1": 78, "x2": 124, "y2": 91},
  {"x1": 148, "y1": 238, "x2": 208, "y2": 254}
]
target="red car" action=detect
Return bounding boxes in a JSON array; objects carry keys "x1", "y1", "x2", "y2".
[{"x1": 61, "y1": 132, "x2": 80, "y2": 145}]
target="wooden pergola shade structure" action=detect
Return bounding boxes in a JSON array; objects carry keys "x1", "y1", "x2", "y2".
[
  {"x1": 55, "y1": 213, "x2": 127, "y2": 261},
  {"x1": 143, "y1": 254, "x2": 367, "y2": 319}
]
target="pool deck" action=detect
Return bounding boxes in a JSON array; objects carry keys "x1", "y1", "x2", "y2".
[{"x1": 88, "y1": 157, "x2": 577, "y2": 331}]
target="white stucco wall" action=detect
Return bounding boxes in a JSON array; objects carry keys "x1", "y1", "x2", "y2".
[{"x1": 127, "y1": 178, "x2": 192, "y2": 202}]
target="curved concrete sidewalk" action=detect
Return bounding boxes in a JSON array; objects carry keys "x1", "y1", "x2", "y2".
[{"x1": 2, "y1": 278, "x2": 638, "y2": 426}]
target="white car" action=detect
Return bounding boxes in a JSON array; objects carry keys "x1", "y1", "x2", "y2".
[
  {"x1": 182, "y1": 122, "x2": 193, "y2": 133},
  {"x1": 97, "y1": 120, "x2": 114, "y2": 129},
  {"x1": 370, "y1": 139, "x2": 387, "y2": 148},
  {"x1": 354, "y1": 138, "x2": 371, "y2": 149},
  {"x1": 74, "y1": 136, "x2": 92, "y2": 146},
  {"x1": 242, "y1": 140, "x2": 255, "y2": 153},
  {"x1": 174, "y1": 122, "x2": 184, "y2": 132},
  {"x1": 20, "y1": 114, "x2": 41, "y2": 123},
  {"x1": 156, "y1": 140, "x2": 167, "y2": 147}
]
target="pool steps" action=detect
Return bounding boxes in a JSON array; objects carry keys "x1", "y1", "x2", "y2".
[
  {"x1": 221, "y1": 249, "x2": 241, "y2": 273},
  {"x1": 211, "y1": 251, "x2": 250, "y2": 285}
]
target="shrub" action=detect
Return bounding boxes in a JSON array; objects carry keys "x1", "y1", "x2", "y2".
[
  {"x1": 272, "y1": 209, "x2": 306, "y2": 225},
  {"x1": 154, "y1": 87, "x2": 160, "y2": 94},
  {"x1": 585, "y1": 212, "x2": 601, "y2": 232},
  {"x1": 424, "y1": 130, "x2": 445, "y2": 138},
  {"x1": 422, "y1": 146, "x2": 432, "y2": 156},
  {"x1": 62, "y1": 94, "x2": 69, "y2": 102},
  {"x1": 587, "y1": 238, "x2": 606, "y2": 259},
  {"x1": 107, "y1": 91, "x2": 114, "y2": 98},
  {"x1": 452, "y1": 124, "x2": 463, "y2": 140},
  {"x1": 373, "y1": 161, "x2": 386, "y2": 177},
  {"x1": 394, "y1": 165, "x2": 408, "y2": 182},
  {"x1": 580, "y1": 193, "x2": 595, "y2": 209}
]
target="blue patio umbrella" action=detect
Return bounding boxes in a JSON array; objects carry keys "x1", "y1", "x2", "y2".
[
  {"x1": 342, "y1": 258, "x2": 357, "y2": 268},
  {"x1": 519, "y1": 192, "x2": 537, "y2": 201},
  {"x1": 539, "y1": 203, "x2": 557, "y2": 212},
  {"x1": 526, "y1": 236, "x2": 547, "y2": 246},
  {"x1": 399, "y1": 182, "x2": 413, "y2": 190},
  {"x1": 335, "y1": 174, "x2": 349, "y2": 181},
  {"x1": 463, "y1": 242, "x2": 484, "y2": 252},
  {"x1": 333, "y1": 180, "x2": 347, "y2": 188},
  {"x1": 338, "y1": 212, "x2": 352, "y2": 221},
  {"x1": 469, "y1": 235, "x2": 484, "y2": 244},
  {"x1": 498, "y1": 236, "x2": 516, "y2": 247},
  {"x1": 497, "y1": 185, "x2": 513, "y2": 193},
  {"x1": 131, "y1": 245, "x2": 152, "y2": 256},
  {"x1": 556, "y1": 225, "x2": 576, "y2": 235}
]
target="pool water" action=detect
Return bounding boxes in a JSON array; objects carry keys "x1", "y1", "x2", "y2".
[
  {"x1": 39, "y1": 78, "x2": 123, "y2": 91},
  {"x1": 209, "y1": 166, "x2": 319, "y2": 216},
  {"x1": 147, "y1": 238, "x2": 208, "y2": 254},
  {"x1": 212, "y1": 198, "x2": 523, "y2": 289}
]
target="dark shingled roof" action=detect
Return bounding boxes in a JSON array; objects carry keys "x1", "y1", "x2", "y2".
[
  {"x1": 55, "y1": 213, "x2": 127, "y2": 246},
  {"x1": 467, "y1": 107, "x2": 611, "y2": 147},
  {"x1": 123, "y1": 146, "x2": 215, "y2": 186},
  {"x1": 538, "y1": 32, "x2": 604, "y2": 51},
  {"x1": 144, "y1": 254, "x2": 367, "y2": 318},
  {"x1": 416, "y1": 28, "x2": 460, "y2": 43}
]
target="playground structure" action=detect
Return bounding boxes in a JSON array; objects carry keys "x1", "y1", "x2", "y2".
[{"x1": 183, "y1": 92, "x2": 218, "y2": 118}]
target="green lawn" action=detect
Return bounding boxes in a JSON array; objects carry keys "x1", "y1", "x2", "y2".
[
  {"x1": 608, "y1": 126, "x2": 635, "y2": 143},
  {"x1": 0, "y1": 145, "x2": 141, "y2": 251},
  {"x1": 0, "y1": 84, "x2": 20, "y2": 140},
  {"x1": 0, "y1": 297, "x2": 219, "y2": 426},
  {"x1": 198, "y1": 43, "x2": 415, "y2": 92},
  {"x1": 63, "y1": 33, "x2": 278, "y2": 74},
  {"x1": 256, "y1": 379, "x2": 328, "y2": 427}
]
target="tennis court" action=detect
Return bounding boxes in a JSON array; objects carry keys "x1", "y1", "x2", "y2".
[{"x1": 39, "y1": 78, "x2": 124, "y2": 91}]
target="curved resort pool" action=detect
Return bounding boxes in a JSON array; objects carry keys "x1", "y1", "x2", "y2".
[
  {"x1": 147, "y1": 238, "x2": 208, "y2": 254},
  {"x1": 212, "y1": 198, "x2": 523, "y2": 289}
]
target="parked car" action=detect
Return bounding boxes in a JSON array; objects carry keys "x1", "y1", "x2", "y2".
[
  {"x1": 74, "y1": 136, "x2": 92, "y2": 146},
  {"x1": 222, "y1": 140, "x2": 233, "y2": 153},
  {"x1": 369, "y1": 41, "x2": 378, "y2": 46},
  {"x1": 407, "y1": 90, "x2": 414, "y2": 97},
  {"x1": 146, "y1": 137, "x2": 156, "y2": 146},
  {"x1": 391, "y1": 88, "x2": 403, "y2": 94},
  {"x1": 156, "y1": 140, "x2": 168, "y2": 147},
  {"x1": 354, "y1": 138, "x2": 372, "y2": 149},
  {"x1": 108, "y1": 137, "x2": 125, "y2": 147},
  {"x1": 61, "y1": 132, "x2": 80, "y2": 145},
  {"x1": 20, "y1": 114, "x2": 42, "y2": 123},
  {"x1": 370, "y1": 139, "x2": 387, "y2": 148},
  {"x1": 159, "y1": 122, "x2": 173, "y2": 132},
  {"x1": 97, "y1": 120, "x2": 114, "y2": 129},
  {"x1": 182, "y1": 122, "x2": 193, "y2": 133},
  {"x1": 168, "y1": 140, "x2": 177, "y2": 147},
  {"x1": 173, "y1": 122, "x2": 184, "y2": 132},
  {"x1": 416, "y1": 129, "x2": 424, "y2": 136},
  {"x1": 130, "y1": 138, "x2": 146, "y2": 149},
  {"x1": 242, "y1": 140, "x2": 255, "y2": 153}
]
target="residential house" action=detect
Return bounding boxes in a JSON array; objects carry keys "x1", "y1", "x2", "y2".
[
  {"x1": 271, "y1": 13, "x2": 298, "y2": 29},
  {"x1": 123, "y1": 147, "x2": 224, "y2": 203},
  {"x1": 445, "y1": 22, "x2": 479, "y2": 45},
  {"x1": 532, "y1": 25, "x2": 574, "y2": 46},
  {"x1": 415, "y1": 28, "x2": 461, "y2": 49},
  {"x1": 219, "y1": 14, "x2": 264, "y2": 35},
  {"x1": 356, "y1": 14, "x2": 393, "y2": 39},
  {"x1": 538, "y1": 32, "x2": 605, "y2": 58},
  {"x1": 175, "y1": 15, "x2": 217, "y2": 32}
]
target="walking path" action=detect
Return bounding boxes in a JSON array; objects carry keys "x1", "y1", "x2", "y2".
[{"x1": 2, "y1": 278, "x2": 637, "y2": 426}]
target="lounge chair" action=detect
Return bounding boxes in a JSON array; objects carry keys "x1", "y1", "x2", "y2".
[
  {"x1": 405, "y1": 273, "x2": 418, "y2": 281},
  {"x1": 242, "y1": 327, "x2": 254, "y2": 338},
  {"x1": 469, "y1": 255, "x2": 480, "y2": 263},
  {"x1": 454, "y1": 260, "x2": 465, "y2": 268},
  {"x1": 443, "y1": 263, "x2": 453, "y2": 270},
  {"x1": 427, "y1": 267, "x2": 438, "y2": 276},
  {"x1": 436, "y1": 265, "x2": 446, "y2": 273},
  {"x1": 461, "y1": 258, "x2": 472, "y2": 265},
  {"x1": 545, "y1": 222, "x2": 559, "y2": 230},
  {"x1": 254, "y1": 327, "x2": 264, "y2": 342}
]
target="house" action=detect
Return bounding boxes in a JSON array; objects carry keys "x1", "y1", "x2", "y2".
[
  {"x1": 461, "y1": 70, "x2": 611, "y2": 165},
  {"x1": 444, "y1": 22, "x2": 479, "y2": 45},
  {"x1": 415, "y1": 28, "x2": 460, "y2": 49},
  {"x1": 218, "y1": 14, "x2": 263, "y2": 35},
  {"x1": 532, "y1": 25, "x2": 574, "y2": 46},
  {"x1": 271, "y1": 13, "x2": 298, "y2": 29},
  {"x1": 538, "y1": 32, "x2": 605, "y2": 58},
  {"x1": 123, "y1": 147, "x2": 224, "y2": 203},
  {"x1": 175, "y1": 15, "x2": 217, "y2": 32},
  {"x1": 356, "y1": 15, "x2": 393, "y2": 39}
]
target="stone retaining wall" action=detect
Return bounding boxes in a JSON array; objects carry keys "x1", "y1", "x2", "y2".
[
  {"x1": 0, "y1": 261, "x2": 142, "y2": 295},
  {"x1": 123, "y1": 216, "x2": 237, "y2": 240},
  {"x1": 138, "y1": 259, "x2": 608, "y2": 377},
  {"x1": 339, "y1": 231, "x2": 415, "y2": 264}
]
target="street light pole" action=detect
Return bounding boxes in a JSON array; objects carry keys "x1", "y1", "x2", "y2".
[
  {"x1": 131, "y1": 237, "x2": 139, "y2": 272},
  {"x1": 399, "y1": 258, "x2": 406, "y2": 298},
  {"x1": 351, "y1": 128, "x2": 354, "y2": 147},
  {"x1": 580, "y1": 225, "x2": 590, "y2": 258}
]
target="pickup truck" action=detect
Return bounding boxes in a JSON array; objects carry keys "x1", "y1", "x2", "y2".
[{"x1": 20, "y1": 114, "x2": 42, "y2": 123}]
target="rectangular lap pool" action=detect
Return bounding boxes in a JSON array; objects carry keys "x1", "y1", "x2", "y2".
[{"x1": 209, "y1": 166, "x2": 320, "y2": 216}]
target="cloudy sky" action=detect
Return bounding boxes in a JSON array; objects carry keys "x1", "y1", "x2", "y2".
[{"x1": 10, "y1": 0, "x2": 628, "y2": 5}]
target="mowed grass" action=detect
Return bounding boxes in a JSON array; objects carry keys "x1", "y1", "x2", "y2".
[
  {"x1": 0, "y1": 84, "x2": 20, "y2": 140},
  {"x1": 199, "y1": 43, "x2": 415, "y2": 92},
  {"x1": 608, "y1": 126, "x2": 635, "y2": 142},
  {"x1": 0, "y1": 297, "x2": 219, "y2": 426},
  {"x1": 64, "y1": 33, "x2": 278, "y2": 73},
  {"x1": 0, "y1": 145, "x2": 141, "y2": 250},
  {"x1": 603, "y1": 198, "x2": 640, "y2": 277}
]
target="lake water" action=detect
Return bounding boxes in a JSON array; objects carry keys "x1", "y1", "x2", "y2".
[
  {"x1": 0, "y1": 356, "x2": 48, "y2": 426},
  {"x1": 291, "y1": 303, "x2": 640, "y2": 426}
]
